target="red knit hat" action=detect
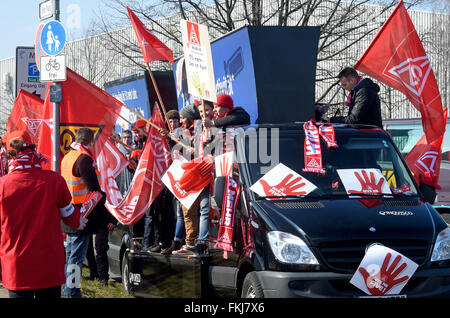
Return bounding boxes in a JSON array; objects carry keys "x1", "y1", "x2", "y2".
[
  {"x1": 6, "y1": 130, "x2": 33, "y2": 151},
  {"x1": 213, "y1": 94, "x2": 234, "y2": 110},
  {"x1": 132, "y1": 118, "x2": 147, "y2": 131}
]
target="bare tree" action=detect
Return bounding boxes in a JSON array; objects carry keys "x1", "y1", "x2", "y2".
[{"x1": 94, "y1": 0, "x2": 433, "y2": 105}]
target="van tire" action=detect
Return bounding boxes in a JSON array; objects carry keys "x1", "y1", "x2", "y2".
[
  {"x1": 241, "y1": 272, "x2": 264, "y2": 298},
  {"x1": 121, "y1": 251, "x2": 131, "y2": 293}
]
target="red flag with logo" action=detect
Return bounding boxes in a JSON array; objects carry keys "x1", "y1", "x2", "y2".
[
  {"x1": 37, "y1": 68, "x2": 123, "y2": 170},
  {"x1": 405, "y1": 107, "x2": 448, "y2": 189},
  {"x1": 126, "y1": 6, "x2": 174, "y2": 64},
  {"x1": 7, "y1": 89, "x2": 45, "y2": 145},
  {"x1": 354, "y1": 0, "x2": 445, "y2": 143},
  {"x1": 105, "y1": 104, "x2": 172, "y2": 225}
]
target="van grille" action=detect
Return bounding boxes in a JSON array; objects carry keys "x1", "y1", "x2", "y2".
[
  {"x1": 316, "y1": 239, "x2": 430, "y2": 273},
  {"x1": 273, "y1": 201, "x2": 324, "y2": 209},
  {"x1": 383, "y1": 200, "x2": 420, "y2": 206}
]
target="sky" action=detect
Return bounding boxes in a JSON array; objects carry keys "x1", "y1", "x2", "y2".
[{"x1": 0, "y1": 0, "x2": 105, "y2": 60}]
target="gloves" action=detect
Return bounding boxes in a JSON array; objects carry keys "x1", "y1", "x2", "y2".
[{"x1": 178, "y1": 155, "x2": 213, "y2": 192}]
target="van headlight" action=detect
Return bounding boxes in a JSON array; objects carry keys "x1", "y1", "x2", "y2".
[
  {"x1": 267, "y1": 231, "x2": 319, "y2": 265},
  {"x1": 431, "y1": 227, "x2": 450, "y2": 262}
]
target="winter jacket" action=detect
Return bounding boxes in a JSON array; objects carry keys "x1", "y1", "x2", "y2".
[
  {"x1": 213, "y1": 107, "x2": 251, "y2": 129},
  {"x1": 0, "y1": 168, "x2": 80, "y2": 290},
  {"x1": 332, "y1": 78, "x2": 382, "y2": 127}
]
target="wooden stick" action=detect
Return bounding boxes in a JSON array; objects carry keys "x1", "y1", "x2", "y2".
[
  {"x1": 121, "y1": 103, "x2": 193, "y2": 152},
  {"x1": 146, "y1": 62, "x2": 172, "y2": 133}
]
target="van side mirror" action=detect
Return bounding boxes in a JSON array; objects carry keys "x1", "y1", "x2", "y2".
[
  {"x1": 212, "y1": 176, "x2": 227, "y2": 211},
  {"x1": 420, "y1": 183, "x2": 437, "y2": 205}
]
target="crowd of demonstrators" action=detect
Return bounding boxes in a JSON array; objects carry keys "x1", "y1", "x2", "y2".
[
  {"x1": 329, "y1": 67, "x2": 382, "y2": 127},
  {"x1": 0, "y1": 130, "x2": 86, "y2": 299},
  {"x1": 0, "y1": 93, "x2": 250, "y2": 298},
  {"x1": 61, "y1": 128, "x2": 117, "y2": 296}
]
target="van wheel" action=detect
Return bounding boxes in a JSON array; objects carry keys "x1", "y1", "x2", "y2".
[
  {"x1": 241, "y1": 272, "x2": 264, "y2": 298},
  {"x1": 121, "y1": 251, "x2": 131, "y2": 293}
]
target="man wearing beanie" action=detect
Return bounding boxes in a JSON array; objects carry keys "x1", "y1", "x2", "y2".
[{"x1": 202, "y1": 94, "x2": 250, "y2": 129}]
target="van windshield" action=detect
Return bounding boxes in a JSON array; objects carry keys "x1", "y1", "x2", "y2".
[{"x1": 243, "y1": 129, "x2": 419, "y2": 199}]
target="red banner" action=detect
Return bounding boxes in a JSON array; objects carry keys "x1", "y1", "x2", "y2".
[
  {"x1": 354, "y1": 0, "x2": 445, "y2": 143},
  {"x1": 96, "y1": 138, "x2": 129, "y2": 206},
  {"x1": 105, "y1": 105, "x2": 172, "y2": 225},
  {"x1": 126, "y1": 6, "x2": 174, "y2": 64},
  {"x1": 215, "y1": 175, "x2": 241, "y2": 255},
  {"x1": 405, "y1": 107, "x2": 448, "y2": 189},
  {"x1": 37, "y1": 68, "x2": 123, "y2": 170},
  {"x1": 7, "y1": 89, "x2": 44, "y2": 145}
]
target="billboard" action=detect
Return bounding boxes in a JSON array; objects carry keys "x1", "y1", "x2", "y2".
[
  {"x1": 173, "y1": 26, "x2": 320, "y2": 124},
  {"x1": 104, "y1": 72, "x2": 151, "y2": 133}
]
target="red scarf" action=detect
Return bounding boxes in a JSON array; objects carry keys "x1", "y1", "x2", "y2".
[
  {"x1": 8, "y1": 149, "x2": 44, "y2": 173},
  {"x1": 70, "y1": 142, "x2": 97, "y2": 168},
  {"x1": 303, "y1": 119, "x2": 337, "y2": 174},
  {"x1": 215, "y1": 175, "x2": 241, "y2": 258},
  {"x1": 344, "y1": 76, "x2": 362, "y2": 106}
]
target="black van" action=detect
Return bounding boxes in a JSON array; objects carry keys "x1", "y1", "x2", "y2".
[{"x1": 107, "y1": 123, "x2": 450, "y2": 298}]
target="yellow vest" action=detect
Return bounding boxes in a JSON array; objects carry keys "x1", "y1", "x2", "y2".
[{"x1": 61, "y1": 150, "x2": 101, "y2": 204}]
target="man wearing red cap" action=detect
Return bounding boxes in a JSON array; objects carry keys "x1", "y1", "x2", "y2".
[
  {"x1": 0, "y1": 130, "x2": 86, "y2": 298},
  {"x1": 202, "y1": 94, "x2": 250, "y2": 130}
]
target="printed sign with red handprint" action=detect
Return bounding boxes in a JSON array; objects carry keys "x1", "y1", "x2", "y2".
[
  {"x1": 337, "y1": 169, "x2": 391, "y2": 196},
  {"x1": 249, "y1": 163, "x2": 317, "y2": 199},
  {"x1": 350, "y1": 244, "x2": 418, "y2": 296},
  {"x1": 162, "y1": 157, "x2": 204, "y2": 209},
  {"x1": 215, "y1": 151, "x2": 233, "y2": 177}
]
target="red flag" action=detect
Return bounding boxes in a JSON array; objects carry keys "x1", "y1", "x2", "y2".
[
  {"x1": 405, "y1": 107, "x2": 448, "y2": 189},
  {"x1": 7, "y1": 89, "x2": 44, "y2": 145},
  {"x1": 96, "y1": 138, "x2": 129, "y2": 207},
  {"x1": 37, "y1": 68, "x2": 123, "y2": 170},
  {"x1": 105, "y1": 104, "x2": 172, "y2": 225},
  {"x1": 126, "y1": 6, "x2": 174, "y2": 64},
  {"x1": 354, "y1": 0, "x2": 445, "y2": 143}
]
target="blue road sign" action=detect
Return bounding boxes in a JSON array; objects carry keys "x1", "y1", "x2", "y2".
[{"x1": 40, "y1": 20, "x2": 66, "y2": 56}]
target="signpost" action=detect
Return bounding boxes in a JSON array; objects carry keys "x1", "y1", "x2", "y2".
[{"x1": 36, "y1": 0, "x2": 64, "y2": 172}]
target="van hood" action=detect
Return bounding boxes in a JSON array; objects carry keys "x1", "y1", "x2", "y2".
[{"x1": 254, "y1": 198, "x2": 443, "y2": 246}]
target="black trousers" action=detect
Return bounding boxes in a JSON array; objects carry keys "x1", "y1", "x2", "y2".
[
  {"x1": 86, "y1": 228, "x2": 110, "y2": 280},
  {"x1": 8, "y1": 286, "x2": 61, "y2": 299}
]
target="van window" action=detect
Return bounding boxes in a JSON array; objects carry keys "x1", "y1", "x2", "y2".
[
  {"x1": 244, "y1": 131, "x2": 418, "y2": 198},
  {"x1": 386, "y1": 122, "x2": 450, "y2": 163}
]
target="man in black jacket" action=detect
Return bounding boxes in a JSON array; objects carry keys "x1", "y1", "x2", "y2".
[{"x1": 330, "y1": 67, "x2": 382, "y2": 127}]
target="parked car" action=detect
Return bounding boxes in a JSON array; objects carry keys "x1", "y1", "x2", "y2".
[{"x1": 108, "y1": 123, "x2": 450, "y2": 298}]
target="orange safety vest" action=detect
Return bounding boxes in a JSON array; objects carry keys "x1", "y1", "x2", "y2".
[{"x1": 61, "y1": 150, "x2": 102, "y2": 204}]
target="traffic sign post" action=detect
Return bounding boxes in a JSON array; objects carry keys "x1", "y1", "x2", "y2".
[{"x1": 36, "y1": 0, "x2": 63, "y2": 172}]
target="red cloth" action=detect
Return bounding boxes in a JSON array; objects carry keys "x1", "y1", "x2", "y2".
[
  {"x1": 0, "y1": 168, "x2": 80, "y2": 290},
  {"x1": 126, "y1": 6, "x2": 174, "y2": 64}
]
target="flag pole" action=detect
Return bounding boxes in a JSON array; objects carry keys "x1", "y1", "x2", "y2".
[
  {"x1": 121, "y1": 102, "x2": 193, "y2": 152},
  {"x1": 146, "y1": 62, "x2": 172, "y2": 133}
]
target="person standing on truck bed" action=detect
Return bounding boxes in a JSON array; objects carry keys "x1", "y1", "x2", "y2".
[
  {"x1": 0, "y1": 130, "x2": 87, "y2": 298},
  {"x1": 202, "y1": 94, "x2": 251, "y2": 130},
  {"x1": 330, "y1": 67, "x2": 382, "y2": 128},
  {"x1": 61, "y1": 128, "x2": 115, "y2": 297}
]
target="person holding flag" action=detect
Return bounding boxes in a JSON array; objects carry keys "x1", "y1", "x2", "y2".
[
  {"x1": 352, "y1": 0, "x2": 446, "y2": 196},
  {"x1": 61, "y1": 128, "x2": 116, "y2": 297}
]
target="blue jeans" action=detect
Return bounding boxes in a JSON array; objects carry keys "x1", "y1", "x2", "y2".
[
  {"x1": 174, "y1": 201, "x2": 185, "y2": 241},
  {"x1": 64, "y1": 233, "x2": 90, "y2": 298},
  {"x1": 198, "y1": 185, "x2": 210, "y2": 241}
]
